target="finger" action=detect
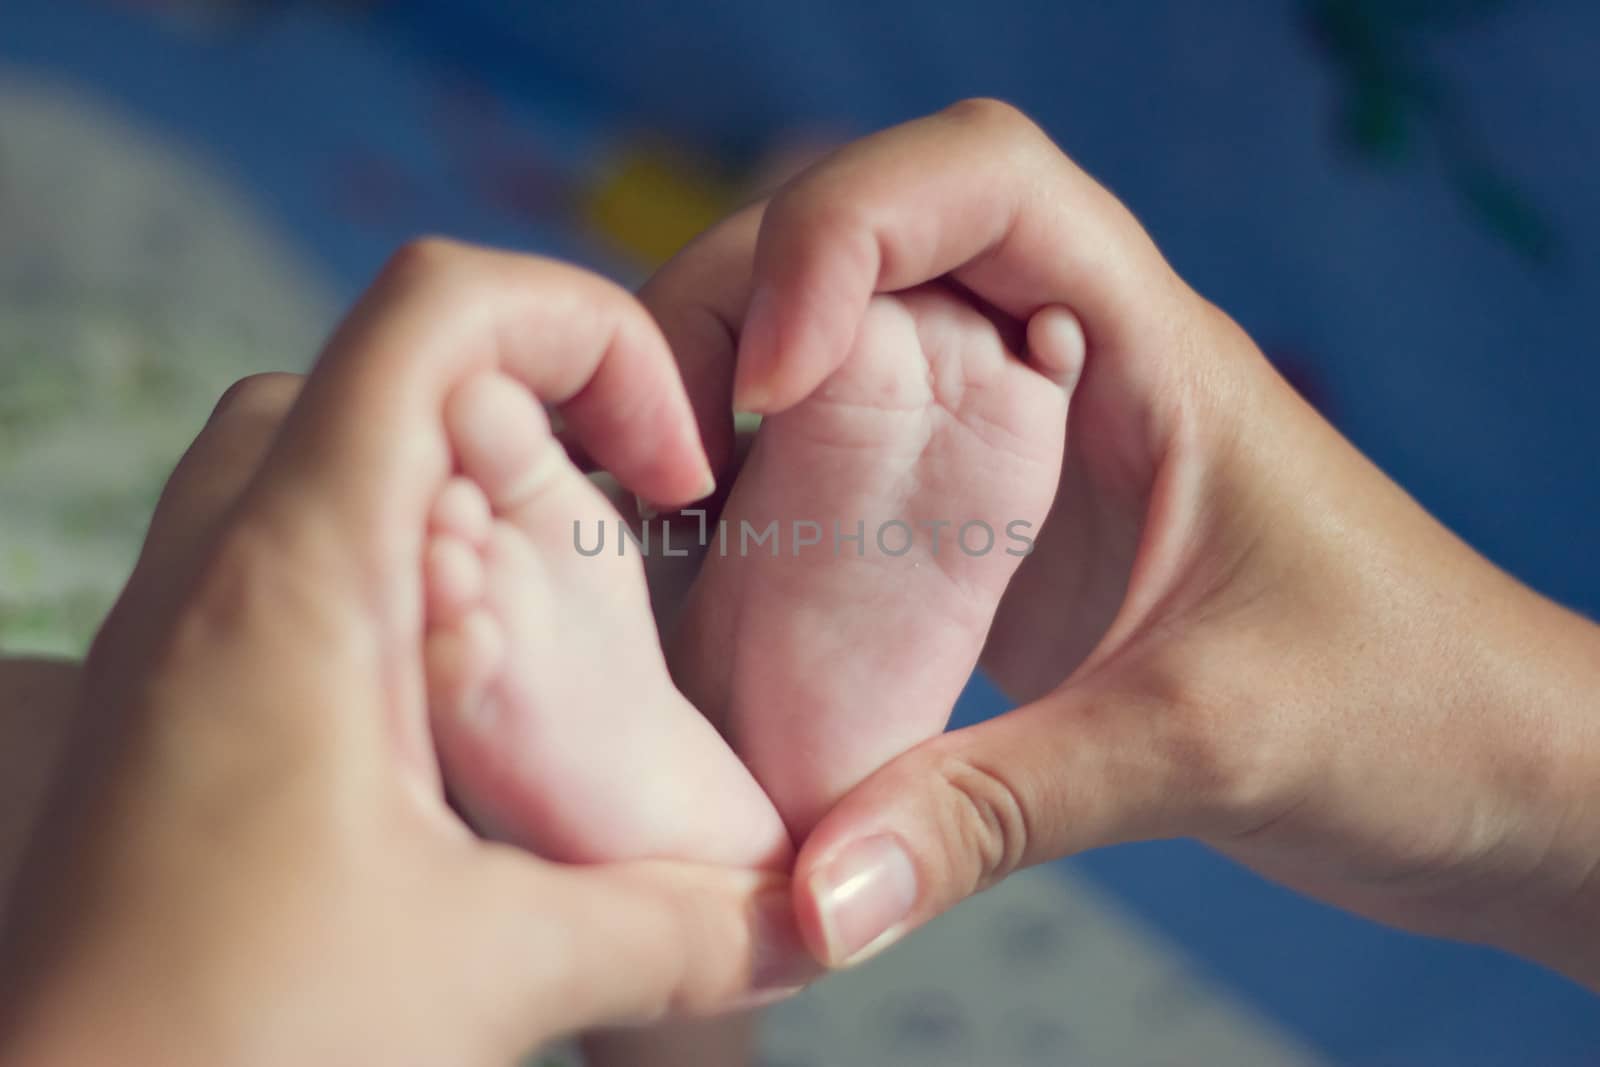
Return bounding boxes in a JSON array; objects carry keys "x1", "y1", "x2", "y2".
[
  {"x1": 791, "y1": 683, "x2": 1208, "y2": 968},
  {"x1": 1027, "y1": 304, "x2": 1088, "y2": 392},
  {"x1": 462, "y1": 853, "x2": 819, "y2": 1055},
  {"x1": 637, "y1": 202, "x2": 765, "y2": 475},
  {"x1": 734, "y1": 98, "x2": 1177, "y2": 413},
  {"x1": 0, "y1": 657, "x2": 81, "y2": 910},
  {"x1": 96, "y1": 374, "x2": 303, "y2": 672},
  {"x1": 242, "y1": 238, "x2": 715, "y2": 616},
  {"x1": 141, "y1": 373, "x2": 303, "y2": 576}
]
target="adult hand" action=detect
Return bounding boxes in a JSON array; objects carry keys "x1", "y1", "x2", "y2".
[
  {"x1": 639, "y1": 101, "x2": 1600, "y2": 987},
  {"x1": 0, "y1": 243, "x2": 804, "y2": 1067},
  {"x1": 0, "y1": 658, "x2": 77, "y2": 910}
]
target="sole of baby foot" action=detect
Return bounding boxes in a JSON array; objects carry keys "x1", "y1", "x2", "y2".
[
  {"x1": 676, "y1": 286, "x2": 1074, "y2": 836},
  {"x1": 424, "y1": 371, "x2": 792, "y2": 869}
]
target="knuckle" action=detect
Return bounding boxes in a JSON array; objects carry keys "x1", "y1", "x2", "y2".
[
  {"x1": 649, "y1": 201, "x2": 763, "y2": 292},
  {"x1": 764, "y1": 180, "x2": 833, "y2": 243},
  {"x1": 177, "y1": 523, "x2": 283, "y2": 636},
  {"x1": 764, "y1": 179, "x2": 881, "y2": 284},
  {"x1": 942, "y1": 97, "x2": 1065, "y2": 179},
  {"x1": 934, "y1": 745, "x2": 1032, "y2": 891},
  {"x1": 523, "y1": 255, "x2": 639, "y2": 329},
  {"x1": 1140, "y1": 656, "x2": 1288, "y2": 834},
  {"x1": 174, "y1": 519, "x2": 371, "y2": 668},
  {"x1": 765, "y1": 163, "x2": 871, "y2": 242},
  {"x1": 659, "y1": 890, "x2": 737, "y2": 1014},
  {"x1": 195, "y1": 375, "x2": 302, "y2": 491},
  {"x1": 211, "y1": 372, "x2": 301, "y2": 425},
  {"x1": 376, "y1": 234, "x2": 473, "y2": 291},
  {"x1": 943, "y1": 96, "x2": 1041, "y2": 141}
]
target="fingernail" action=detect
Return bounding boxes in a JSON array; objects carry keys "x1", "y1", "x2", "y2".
[
  {"x1": 732, "y1": 889, "x2": 819, "y2": 1010},
  {"x1": 808, "y1": 835, "x2": 917, "y2": 967},
  {"x1": 733, "y1": 381, "x2": 771, "y2": 415},
  {"x1": 734, "y1": 284, "x2": 776, "y2": 413},
  {"x1": 729, "y1": 986, "x2": 805, "y2": 1012},
  {"x1": 633, "y1": 493, "x2": 659, "y2": 520},
  {"x1": 695, "y1": 470, "x2": 717, "y2": 501}
]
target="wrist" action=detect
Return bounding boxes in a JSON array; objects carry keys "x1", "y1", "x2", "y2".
[
  {"x1": 1479, "y1": 594, "x2": 1600, "y2": 989},
  {"x1": 1150, "y1": 364, "x2": 1600, "y2": 987},
  {"x1": 1354, "y1": 569, "x2": 1600, "y2": 988}
]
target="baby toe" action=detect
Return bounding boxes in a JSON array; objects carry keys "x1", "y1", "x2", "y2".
[
  {"x1": 425, "y1": 608, "x2": 504, "y2": 735},
  {"x1": 449, "y1": 371, "x2": 619, "y2": 560},
  {"x1": 446, "y1": 372, "x2": 559, "y2": 515},
  {"x1": 425, "y1": 533, "x2": 485, "y2": 625},
  {"x1": 430, "y1": 476, "x2": 493, "y2": 546}
]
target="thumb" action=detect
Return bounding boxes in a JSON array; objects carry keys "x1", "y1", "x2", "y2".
[
  {"x1": 792, "y1": 683, "x2": 1199, "y2": 968},
  {"x1": 459, "y1": 854, "x2": 821, "y2": 1057}
]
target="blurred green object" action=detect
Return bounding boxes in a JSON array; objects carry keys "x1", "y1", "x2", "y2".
[
  {"x1": 0, "y1": 74, "x2": 334, "y2": 656},
  {"x1": 1308, "y1": 0, "x2": 1558, "y2": 265}
]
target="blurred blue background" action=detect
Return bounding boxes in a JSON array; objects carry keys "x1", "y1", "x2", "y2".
[{"x1": 3, "y1": 1, "x2": 1598, "y2": 1062}]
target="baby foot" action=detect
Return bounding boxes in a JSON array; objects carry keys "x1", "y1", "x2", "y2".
[
  {"x1": 673, "y1": 285, "x2": 1080, "y2": 835},
  {"x1": 424, "y1": 369, "x2": 791, "y2": 869}
]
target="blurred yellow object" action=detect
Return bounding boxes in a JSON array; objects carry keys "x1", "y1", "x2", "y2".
[{"x1": 582, "y1": 144, "x2": 735, "y2": 269}]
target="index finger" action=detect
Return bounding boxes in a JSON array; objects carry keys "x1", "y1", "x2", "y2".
[
  {"x1": 637, "y1": 201, "x2": 766, "y2": 475},
  {"x1": 250, "y1": 239, "x2": 715, "y2": 596},
  {"x1": 734, "y1": 98, "x2": 1175, "y2": 413}
]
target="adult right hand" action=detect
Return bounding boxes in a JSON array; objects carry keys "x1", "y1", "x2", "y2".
[
  {"x1": 0, "y1": 244, "x2": 803, "y2": 1067},
  {"x1": 640, "y1": 100, "x2": 1600, "y2": 988}
]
